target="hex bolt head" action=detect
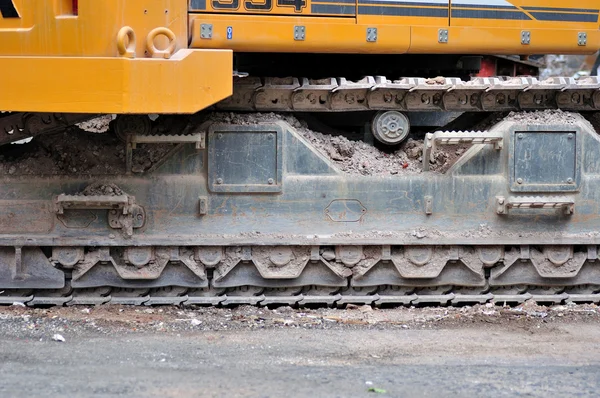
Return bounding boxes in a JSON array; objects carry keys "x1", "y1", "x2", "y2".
[
  {"x1": 267, "y1": 178, "x2": 274, "y2": 185},
  {"x1": 516, "y1": 178, "x2": 523, "y2": 184},
  {"x1": 216, "y1": 178, "x2": 223, "y2": 185}
]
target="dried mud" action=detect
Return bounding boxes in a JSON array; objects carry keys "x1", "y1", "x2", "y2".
[
  {"x1": 0, "y1": 129, "x2": 174, "y2": 176},
  {"x1": 78, "y1": 182, "x2": 125, "y2": 196},
  {"x1": 0, "y1": 110, "x2": 586, "y2": 178},
  {"x1": 76, "y1": 115, "x2": 113, "y2": 133},
  {"x1": 504, "y1": 109, "x2": 579, "y2": 125}
]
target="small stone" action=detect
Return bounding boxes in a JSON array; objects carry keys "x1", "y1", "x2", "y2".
[
  {"x1": 273, "y1": 318, "x2": 294, "y2": 326},
  {"x1": 52, "y1": 334, "x2": 66, "y2": 342},
  {"x1": 407, "y1": 147, "x2": 421, "y2": 159},
  {"x1": 191, "y1": 319, "x2": 202, "y2": 326},
  {"x1": 8, "y1": 166, "x2": 16, "y2": 175},
  {"x1": 322, "y1": 250, "x2": 335, "y2": 261}
]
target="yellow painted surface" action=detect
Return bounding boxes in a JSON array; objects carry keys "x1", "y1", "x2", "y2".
[
  {"x1": 0, "y1": 0, "x2": 233, "y2": 113},
  {"x1": 0, "y1": 0, "x2": 190, "y2": 57},
  {"x1": 190, "y1": 13, "x2": 600, "y2": 55},
  {"x1": 190, "y1": 16, "x2": 411, "y2": 53},
  {"x1": 1, "y1": 0, "x2": 599, "y2": 114},
  {"x1": 0, "y1": 50, "x2": 233, "y2": 114}
]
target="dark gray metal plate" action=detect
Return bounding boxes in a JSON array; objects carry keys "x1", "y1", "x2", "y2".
[
  {"x1": 208, "y1": 124, "x2": 283, "y2": 193},
  {"x1": 509, "y1": 126, "x2": 580, "y2": 192}
]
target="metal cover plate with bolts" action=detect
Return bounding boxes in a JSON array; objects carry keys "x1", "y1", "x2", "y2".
[
  {"x1": 509, "y1": 125, "x2": 580, "y2": 192},
  {"x1": 208, "y1": 124, "x2": 283, "y2": 193}
]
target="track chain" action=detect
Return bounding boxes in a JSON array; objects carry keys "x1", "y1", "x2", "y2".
[
  {"x1": 3, "y1": 289, "x2": 600, "y2": 307},
  {"x1": 215, "y1": 75, "x2": 600, "y2": 113}
]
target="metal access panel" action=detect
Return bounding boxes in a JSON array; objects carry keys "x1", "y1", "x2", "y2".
[
  {"x1": 208, "y1": 124, "x2": 283, "y2": 193},
  {"x1": 509, "y1": 126, "x2": 581, "y2": 193}
]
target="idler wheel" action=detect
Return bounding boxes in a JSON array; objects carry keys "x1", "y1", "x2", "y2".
[{"x1": 371, "y1": 110, "x2": 410, "y2": 145}]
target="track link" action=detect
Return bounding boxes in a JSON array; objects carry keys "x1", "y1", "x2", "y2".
[
  {"x1": 4, "y1": 287, "x2": 600, "y2": 307},
  {"x1": 215, "y1": 76, "x2": 600, "y2": 113}
]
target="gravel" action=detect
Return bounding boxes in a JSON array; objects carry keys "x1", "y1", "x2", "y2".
[
  {"x1": 504, "y1": 109, "x2": 579, "y2": 125},
  {"x1": 0, "y1": 301, "x2": 597, "y2": 337}
]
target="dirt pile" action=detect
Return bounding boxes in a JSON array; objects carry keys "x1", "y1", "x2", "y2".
[
  {"x1": 76, "y1": 115, "x2": 113, "y2": 133},
  {"x1": 0, "y1": 130, "x2": 174, "y2": 176},
  {"x1": 78, "y1": 182, "x2": 125, "y2": 196},
  {"x1": 505, "y1": 109, "x2": 579, "y2": 125}
]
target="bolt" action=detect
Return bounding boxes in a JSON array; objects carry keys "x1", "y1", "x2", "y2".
[
  {"x1": 498, "y1": 198, "x2": 505, "y2": 205},
  {"x1": 517, "y1": 178, "x2": 523, "y2": 184},
  {"x1": 216, "y1": 178, "x2": 223, "y2": 185},
  {"x1": 517, "y1": 134, "x2": 524, "y2": 139},
  {"x1": 567, "y1": 178, "x2": 574, "y2": 184},
  {"x1": 217, "y1": 133, "x2": 223, "y2": 139},
  {"x1": 267, "y1": 178, "x2": 274, "y2": 185},
  {"x1": 568, "y1": 133, "x2": 574, "y2": 139}
]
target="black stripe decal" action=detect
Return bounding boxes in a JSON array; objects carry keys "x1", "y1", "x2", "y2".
[
  {"x1": 452, "y1": 8, "x2": 531, "y2": 20},
  {"x1": 311, "y1": 4, "x2": 354, "y2": 14},
  {"x1": 0, "y1": 0, "x2": 19, "y2": 18},
  {"x1": 190, "y1": 0, "x2": 207, "y2": 10},
  {"x1": 358, "y1": 5, "x2": 447, "y2": 17},
  {"x1": 530, "y1": 12, "x2": 598, "y2": 23},
  {"x1": 522, "y1": 6, "x2": 598, "y2": 14}
]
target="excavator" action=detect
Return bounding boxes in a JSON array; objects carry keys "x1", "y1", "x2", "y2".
[{"x1": 1, "y1": 0, "x2": 600, "y2": 306}]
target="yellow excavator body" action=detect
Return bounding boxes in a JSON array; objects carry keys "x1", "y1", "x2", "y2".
[{"x1": 0, "y1": 0, "x2": 598, "y2": 113}]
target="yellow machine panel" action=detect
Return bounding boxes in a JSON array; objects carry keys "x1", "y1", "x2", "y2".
[
  {"x1": 0, "y1": 0, "x2": 599, "y2": 113},
  {"x1": 0, "y1": 0, "x2": 233, "y2": 113},
  {"x1": 189, "y1": 0, "x2": 600, "y2": 54}
]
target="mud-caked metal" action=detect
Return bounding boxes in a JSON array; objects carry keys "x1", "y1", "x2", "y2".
[{"x1": 1, "y1": 114, "x2": 600, "y2": 305}]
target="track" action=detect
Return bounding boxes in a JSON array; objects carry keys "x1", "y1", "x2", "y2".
[
  {"x1": 215, "y1": 75, "x2": 600, "y2": 113},
  {"x1": 3, "y1": 76, "x2": 600, "y2": 307},
  {"x1": 3, "y1": 285, "x2": 600, "y2": 307}
]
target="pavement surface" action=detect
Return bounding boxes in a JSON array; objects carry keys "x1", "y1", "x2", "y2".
[{"x1": 1, "y1": 302, "x2": 599, "y2": 397}]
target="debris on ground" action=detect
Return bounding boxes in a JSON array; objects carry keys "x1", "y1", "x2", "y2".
[
  {"x1": 52, "y1": 333, "x2": 66, "y2": 342},
  {"x1": 0, "y1": 301, "x2": 598, "y2": 338},
  {"x1": 368, "y1": 387, "x2": 387, "y2": 394}
]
